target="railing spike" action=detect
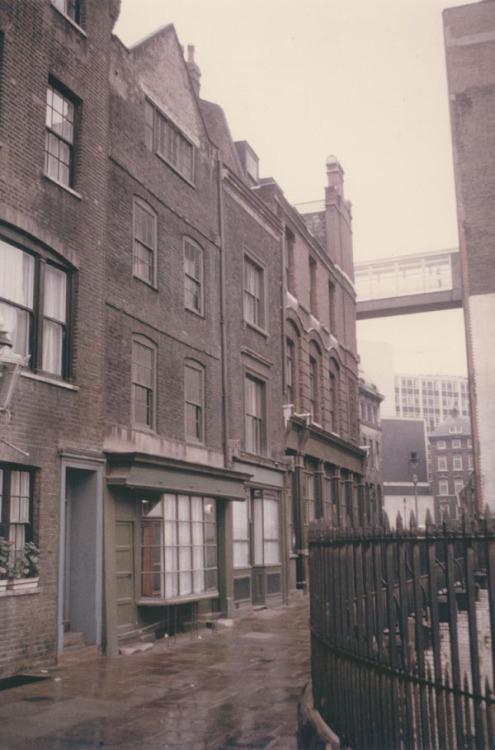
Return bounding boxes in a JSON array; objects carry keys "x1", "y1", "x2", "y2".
[
  {"x1": 409, "y1": 510, "x2": 417, "y2": 533},
  {"x1": 396, "y1": 511, "x2": 403, "y2": 532},
  {"x1": 425, "y1": 508, "x2": 433, "y2": 531}
]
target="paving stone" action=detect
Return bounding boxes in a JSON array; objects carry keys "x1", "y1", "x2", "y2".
[{"x1": 1, "y1": 595, "x2": 311, "y2": 749}]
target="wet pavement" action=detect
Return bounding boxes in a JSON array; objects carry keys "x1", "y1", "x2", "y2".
[{"x1": 0, "y1": 594, "x2": 311, "y2": 749}]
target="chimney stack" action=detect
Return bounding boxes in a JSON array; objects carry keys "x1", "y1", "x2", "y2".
[{"x1": 186, "y1": 45, "x2": 201, "y2": 98}]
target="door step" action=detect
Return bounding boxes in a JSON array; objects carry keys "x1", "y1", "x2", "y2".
[{"x1": 59, "y1": 632, "x2": 100, "y2": 666}]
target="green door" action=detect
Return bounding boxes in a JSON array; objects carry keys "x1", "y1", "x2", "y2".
[{"x1": 116, "y1": 521, "x2": 135, "y2": 637}]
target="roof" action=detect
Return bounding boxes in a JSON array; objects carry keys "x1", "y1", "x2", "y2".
[
  {"x1": 381, "y1": 418, "x2": 428, "y2": 483},
  {"x1": 430, "y1": 414, "x2": 471, "y2": 438},
  {"x1": 199, "y1": 100, "x2": 244, "y2": 179}
]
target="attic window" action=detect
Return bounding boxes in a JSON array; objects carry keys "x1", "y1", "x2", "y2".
[
  {"x1": 52, "y1": 0, "x2": 81, "y2": 25},
  {"x1": 144, "y1": 100, "x2": 195, "y2": 184}
]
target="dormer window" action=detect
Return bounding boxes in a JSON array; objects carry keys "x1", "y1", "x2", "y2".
[{"x1": 144, "y1": 100, "x2": 195, "y2": 184}]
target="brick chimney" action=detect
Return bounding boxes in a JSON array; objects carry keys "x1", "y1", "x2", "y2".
[{"x1": 187, "y1": 45, "x2": 201, "y2": 98}]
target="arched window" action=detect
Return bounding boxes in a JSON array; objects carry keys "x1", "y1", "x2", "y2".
[
  {"x1": 329, "y1": 358, "x2": 340, "y2": 433},
  {"x1": 309, "y1": 342, "x2": 321, "y2": 423},
  {"x1": 286, "y1": 321, "x2": 300, "y2": 411}
]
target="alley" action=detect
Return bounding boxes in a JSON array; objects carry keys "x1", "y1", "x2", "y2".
[{"x1": 0, "y1": 595, "x2": 310, "y2": 750}]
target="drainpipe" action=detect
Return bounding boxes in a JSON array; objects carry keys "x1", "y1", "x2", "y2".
[{"x1": 217, "y1": 159, "x2": 229, "y2": 463}]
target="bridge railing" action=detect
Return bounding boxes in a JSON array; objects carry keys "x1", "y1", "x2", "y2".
[{"x1": 355, "y1": 252, "x2": 454, "y2": 302}]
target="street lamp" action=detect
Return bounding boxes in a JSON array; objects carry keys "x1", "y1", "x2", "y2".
[{"x1": 408, "y1": 451, "x2": 420, "y2": 525}]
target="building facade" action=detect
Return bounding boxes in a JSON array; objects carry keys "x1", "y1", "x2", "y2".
[
  {"x1": 394, "y1": 373, "x2": 469, "y2": 434},
  {"x1": 359, "y1": 370, "x2": 384, "y2": 523},
  {"x1": 429, "y1": 414, "x2": 473, "y2": 522},
  {"x1": 444, "y1": 0, "x2": 495, "y2": 512},
  {"x1": 0, "y1": 1, "x2": 362, "y2": 677},
  {"x1": 257, "y1": 158, "x2": 365, "y2": 589}
]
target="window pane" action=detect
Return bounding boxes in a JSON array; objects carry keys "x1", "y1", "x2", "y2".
[
  {"x1": 42, "y1": 319, "x2": 64, "y2": 375},
  {"x1": 44, "y1": 266, "x2": 67, "y2": 322},
  {"x1": 0, "y1": 241, "x2": 35, "y2": 308},
  {"x1": 253, "y1": 497, "x2": 263, "y2": 565}
]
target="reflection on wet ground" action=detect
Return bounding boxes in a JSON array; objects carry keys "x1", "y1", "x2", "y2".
[{"x1": 1, "y1": 594, "x2": 310, "y2": 749}]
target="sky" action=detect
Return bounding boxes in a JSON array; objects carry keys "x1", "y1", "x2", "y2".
[{"x1": 114, "y1": 0, "x2": 475, "y2": 382}]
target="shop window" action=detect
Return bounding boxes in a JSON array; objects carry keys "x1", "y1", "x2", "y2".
[
  {"x1": 253, "y1": 495, "x2": 280, "y2": 565},
  {"x1": 141, "y1": 494, "x2": 217, "y2": 599},
  {"x1": 233, "y1": 501, "x2": 250, "y2": 568}
]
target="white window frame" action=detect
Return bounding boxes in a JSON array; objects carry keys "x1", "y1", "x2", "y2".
[
  {"x1": 141, "y1": 494, "x2": 217, "y2": 600},
  {"x1": 131, "y1": 336, "x2": 156, "y2": 429},
  {"x1": 184, "y1": 239, "x2": 204, "y2": 315},
  {"x1": 45, "y1": 81, "x2": 76, "y2": 189},
  {"x1": 438, "y1": 479, "x2": 449, "y2": 495},
  {"x1": 184, "y1": 360, "x2": 205, "y2": 443},
  {"x1": 453, "y1": 455, "x2": 463, "y2": 471},
  {"x1": 132, "y1": 198, "x2": 157, "y2": 286},
  {"x1": 144, "y1": 100, "x2": 195, "y2": 184},
  {"x1": 437, "y1": 456, "x2": 448, "y2": 471},
  {"x1": 232, "y1": 501, "x2": 250, "y2": 569},
  {"x1": 0, "y1": 239, "x2": 69, "y2": 378},
  {"x1": 243, "y1": 255, "x2": 266, "y2": 331},
  {"x1": 244, "y1": 373, "x2": 266, "y2": 455}
]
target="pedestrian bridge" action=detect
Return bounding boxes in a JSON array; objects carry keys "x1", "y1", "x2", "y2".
[{"x1": 355, "y1": 248, "x2": 462, "y2": 319}]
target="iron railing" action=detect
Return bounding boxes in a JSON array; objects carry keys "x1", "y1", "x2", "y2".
[{"x1": 308, "y1": 511, "x2": 495, "y2": 749}]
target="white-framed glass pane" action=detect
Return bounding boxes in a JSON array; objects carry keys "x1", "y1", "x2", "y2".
[
  {"x1": 42, "y1": 319, "x2": 63, "y2": 375},
  {"x1": 253, "y1": 497, "x2": 263, "y2": 565},
  {"x1": 44, "y1": 265, "x2": 67, "y2": 322},
  {"x1": 180, "y1": 571, "x2": 192, "y2": 595}
]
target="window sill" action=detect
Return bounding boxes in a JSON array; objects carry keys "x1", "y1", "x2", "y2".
[
  {"x1": 22, "y1": 371, "x2": 79, "y2": 391},
  {"x1": 138, "y1": 591, "x2": 219, "y2": 606},
  {"x1": 185, "y1": 305, "x2": 205, "y2": 319},
  {"x1": 51, "y1": 5, "x2": 87, "y2": 37},
  {"x1": 244, "y1": 321, "x2": 269, "y2": 339},
  {"x1": 133, "y1": 275, "x2": 158, "y2": 292},
  {"x1": 155, "y1": 152, "x2": 195, "y2": 188},
  {"x1": 0, "y1": 578, "x2": 40, "y2": 596},
  {"x1": 43, "y1": 174, "x2": 82, "y2": 200}
]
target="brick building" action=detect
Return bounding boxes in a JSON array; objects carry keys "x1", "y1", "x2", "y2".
[
  {"x1": 257, "y1": 158, "x2": 365, "y2": 589},
  {"x1": 0, "y1": 0, "x2": 119, "y2": 678},
  {"x1": 429, "y1": 414, "x2": 473, "y2": 522},
  {"x1": 359, "y1": 370, "x2": 384, "y2": 522},
  {"x1": 444, "y1": 0, "x2": 495, "y2": 512},
  {"x1": 0, "y1": 1, "x2": 363, "y2": 676}
]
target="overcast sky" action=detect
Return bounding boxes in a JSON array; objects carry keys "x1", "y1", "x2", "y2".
[{"x1": 114, "y1": 0, "x2": 474, "y2": 380}]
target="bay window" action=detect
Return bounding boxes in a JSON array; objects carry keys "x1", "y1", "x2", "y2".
[
  {"x1": 141, "y1": 494, "x2": 217, "y2": 599},
  {"x1": 0, "y1": 238, "x2": 70, "y2": 378}
]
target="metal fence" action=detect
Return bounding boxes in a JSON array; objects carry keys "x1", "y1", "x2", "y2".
[{"x1": 308, "y1": 511, "x2": 495, "y2": 749}]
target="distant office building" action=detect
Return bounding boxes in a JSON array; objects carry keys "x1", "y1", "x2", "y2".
[
  {"x1": 394, "y1": 374, "x2": 469, "y2": 434},
  {"x1": 429, "y1": 414, "x2": 473, "y2": 523}
]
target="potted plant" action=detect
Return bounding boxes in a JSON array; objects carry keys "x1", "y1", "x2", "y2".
[
  {"x1": 0, "y1": 537, "x2": 11, "y2": 592},
  {"x1": 10, "y1": 542, "x2": 39, "y2": 590}
]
